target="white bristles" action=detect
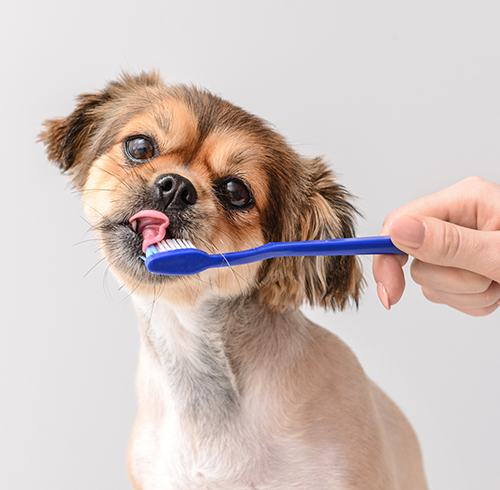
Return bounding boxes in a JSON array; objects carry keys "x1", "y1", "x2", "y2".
[
  {"x1": 156, "y1": 241, "x2": 167, "y2": 252},
  {"x1": 155, "y1": 238, "x2": 196, "y2": 252}
]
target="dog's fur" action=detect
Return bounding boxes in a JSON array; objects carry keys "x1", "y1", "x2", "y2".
[{"x1": 41, "y1": 72, "x2": 427, "y2": 489}]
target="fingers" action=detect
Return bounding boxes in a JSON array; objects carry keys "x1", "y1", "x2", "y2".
[
  {"x1": 372, "y1": 254, "x2": 408, "y2": 309},
  {"x1": 410, "y1": 260, "x2": 492, "y2": 294},
  {"x1": 389, "y1": 216, "x2": 500, "y2": 283},
  {"x1": 410, "y1": 259, "x2": 500, "y2": 314},
  {"x1": 375, "y1": 215, "x2": 500, "y2": 313},
  {"x1": 421, "y1": 282, "x2": 500, "y2": 317},
  {"x1": 449, "y1": 301, "x2": 500, "y2": 317},
  {"x1": 373, "y1": 178, "x2": 500, "y2": 313}
]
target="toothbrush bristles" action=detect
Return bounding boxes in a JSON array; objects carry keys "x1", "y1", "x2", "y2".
[{"x1": 155, "y1": 238, "x2": 196, "y2": 252}]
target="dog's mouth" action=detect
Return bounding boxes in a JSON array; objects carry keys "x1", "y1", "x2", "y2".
[{"x1": 129, "y1": 210, "x2": 170, "y2": 253}]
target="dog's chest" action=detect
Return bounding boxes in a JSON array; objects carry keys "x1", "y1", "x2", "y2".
[
  {"x1": 130, "y1": 414, "x2": 277, "y2": 489},
  {"x1": 130, "y1": 415, "x2": 348, "y2": 490}
]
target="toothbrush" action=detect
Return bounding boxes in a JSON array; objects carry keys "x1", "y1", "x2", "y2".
[{"x1": 144, "y1": 236, "x2": 404, "y2": 276}]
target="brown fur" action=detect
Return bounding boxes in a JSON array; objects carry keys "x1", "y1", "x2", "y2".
[{"x1": 40, "y1": 71, "x2": 362, "y2": 311}]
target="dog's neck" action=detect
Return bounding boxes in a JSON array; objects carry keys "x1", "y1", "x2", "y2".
[
  {"x1": 131, "y1": 292, "x2": 304, "y2": 434},
  {"x1": 132, "y1": 294, "x2": 240, "y2": 430}
]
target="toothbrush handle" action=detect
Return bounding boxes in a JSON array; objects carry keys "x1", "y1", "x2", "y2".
[
  {"x1": 224, "y1": 236, "x2": 403, "y2": 267},
  {"x1": 145, "y1": 236, "x2": 404, "y2": 275},
  {"x1": 269, "y1": 235, "x2": 402, "y2": 256}
]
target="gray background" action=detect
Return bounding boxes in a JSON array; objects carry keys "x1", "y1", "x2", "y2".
[{"x1": 1, "y1": 1, "x2": 499, "y2": 489}]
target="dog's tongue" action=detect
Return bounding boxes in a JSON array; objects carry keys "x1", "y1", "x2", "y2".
[{"x1": 129, "y1": 211, "x2": 170, "y2": 253}]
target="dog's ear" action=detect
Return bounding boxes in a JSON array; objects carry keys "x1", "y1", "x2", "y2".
[
  {"x1": 39, "y1": 91, "x2": 111, "y2": 188},
  {"x1": 258, "y1": 157, "x2": 364, "y2": 311},
  {"x1": 39, "y1": 72, "x2": 164, "y2": 188}
]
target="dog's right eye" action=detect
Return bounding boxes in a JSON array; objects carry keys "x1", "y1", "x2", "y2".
[{"x1": 124, "y1": 136, "x2": 155, "y2": 162}]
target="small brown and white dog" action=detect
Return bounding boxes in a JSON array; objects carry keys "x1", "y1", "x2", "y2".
[{"x1": 41, "y1": 72, "x2": 427, "y2": 490}]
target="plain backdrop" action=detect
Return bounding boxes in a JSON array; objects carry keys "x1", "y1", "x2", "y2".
[{"x1": 1, "y1": 1, "x2": 499, "y2": 489}]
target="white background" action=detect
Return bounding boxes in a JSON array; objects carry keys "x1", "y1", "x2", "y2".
[{"x1": 1, "y1": 1, "x2": 499, "y2": 489}]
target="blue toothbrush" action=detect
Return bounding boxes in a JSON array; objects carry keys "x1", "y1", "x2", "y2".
[{"x1": 144, "y1": 236, "x2": 404, "y2": 276}]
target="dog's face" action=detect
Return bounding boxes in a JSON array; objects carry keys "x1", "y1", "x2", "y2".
[{"x1": 41, "y1": 72, "x2": 362, "y2": 310}]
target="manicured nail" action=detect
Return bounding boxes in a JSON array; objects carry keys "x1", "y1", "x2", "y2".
[
  {"x1": 377, "y1": 282, "x2": 391, "y2": 310},
  {"x1": 390, "y1": 217, "x2": 425, "y2": 248}
]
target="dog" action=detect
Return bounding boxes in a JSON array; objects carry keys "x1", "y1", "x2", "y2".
[{"x1": 40, "y1": 72, "x2": 427, "y2": 490}]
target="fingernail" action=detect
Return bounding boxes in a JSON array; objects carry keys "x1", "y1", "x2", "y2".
[
  {"x1": 377, "y1": 282, "x2": 391, "y2": 310},
  {"x1": 390, "y1": 217, "x2": 425, "y2": 248}
]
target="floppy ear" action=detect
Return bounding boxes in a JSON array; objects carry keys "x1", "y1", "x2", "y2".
[
  {"x1": 39, "y1": 91, "x2": 110, "y2": 188},
  {"x1": 258, "y1": 157, "x2": 364, "y2": 311}
]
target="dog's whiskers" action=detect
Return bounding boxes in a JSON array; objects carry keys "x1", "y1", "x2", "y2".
[
  {"x1": 139, "y1": 283, "x2": 163, "y2": 347},
  {"x1": 79, "y1": 214, "x2": 98, "y2": 231},
  {"x1": 81, "y1": 200, "x2": 107, "y2": 220},
  {"x1": 92, "y1": 164, "x2": 136, "y2": 193},
  {"x1": 83, "y1": 256, "x2": 108, "y2": 279},
  {"x1": 209, "y1": 222, "x2": 259, "y2": 251},
  {"x1": 102, "y1": 263, "x2": 115, "y2": 302},
  {"x1": 73, "y1": 237, "x2": 101, "y2": 247},
  {"x1": 72, "y1": 188, "x2": 114, "y2": 195},
  {"x1": 115, "y1": 277, "x2": 143, "y2": 307},
  {"x1": 197, "y1": 236, "x2": 253, "y2": 294}
]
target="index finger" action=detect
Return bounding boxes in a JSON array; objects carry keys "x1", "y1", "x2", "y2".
[
  {"x1": 390, "y1": 216, "x2": 500, "y2": 284},
  {"x1": 381, "y1": 177, "x2": 500, "y2": 233}
]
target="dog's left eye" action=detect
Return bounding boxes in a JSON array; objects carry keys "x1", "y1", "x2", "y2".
[
  {"x1": 124, "y1": 136, "x2": 156, "y2": 162},
  {"x1": 217, "y1": 179, "x2": 254, "y2": 209}
]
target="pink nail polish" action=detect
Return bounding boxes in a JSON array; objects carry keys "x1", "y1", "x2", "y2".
[{"x1": 377, "y1": 282, "x2": 391, "y2": 310}]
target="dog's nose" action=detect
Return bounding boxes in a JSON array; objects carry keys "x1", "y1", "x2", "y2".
[{"x1": 154, "y1": 173, "x2": 197, "y2": 209}]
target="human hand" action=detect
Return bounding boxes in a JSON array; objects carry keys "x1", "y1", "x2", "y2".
[{"x1": 372, "y1": 177, "x2": 500, "y2": 316}]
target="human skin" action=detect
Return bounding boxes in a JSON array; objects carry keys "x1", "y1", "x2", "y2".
[{"x1": 373, "y1": 177, "x2": 500, "y2": 317}]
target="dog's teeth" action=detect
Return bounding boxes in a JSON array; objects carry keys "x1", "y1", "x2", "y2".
[{"x1": 131, "y1": 220, "x2": 137, "y2": 232}]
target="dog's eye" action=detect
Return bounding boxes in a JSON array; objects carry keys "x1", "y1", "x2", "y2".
[
  {"x1": 217, "y1": 179, "x2": 254, "y2": 209},
  {"x1": 124, "y1": 136, "x2": 155, "y2": 162}
]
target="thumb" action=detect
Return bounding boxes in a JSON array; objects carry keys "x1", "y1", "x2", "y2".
[{"x1": 389, "y1": 216, "x2": 500, "y2": 282}]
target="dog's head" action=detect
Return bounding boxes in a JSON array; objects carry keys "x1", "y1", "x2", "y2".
[{"x1": 40, "y1": 72, "x2": 363, "y2": 310}]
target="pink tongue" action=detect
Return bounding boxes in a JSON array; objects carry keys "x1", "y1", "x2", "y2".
[{"x1": 129, "y1": 210, "x2": 170, "y2": 253}]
